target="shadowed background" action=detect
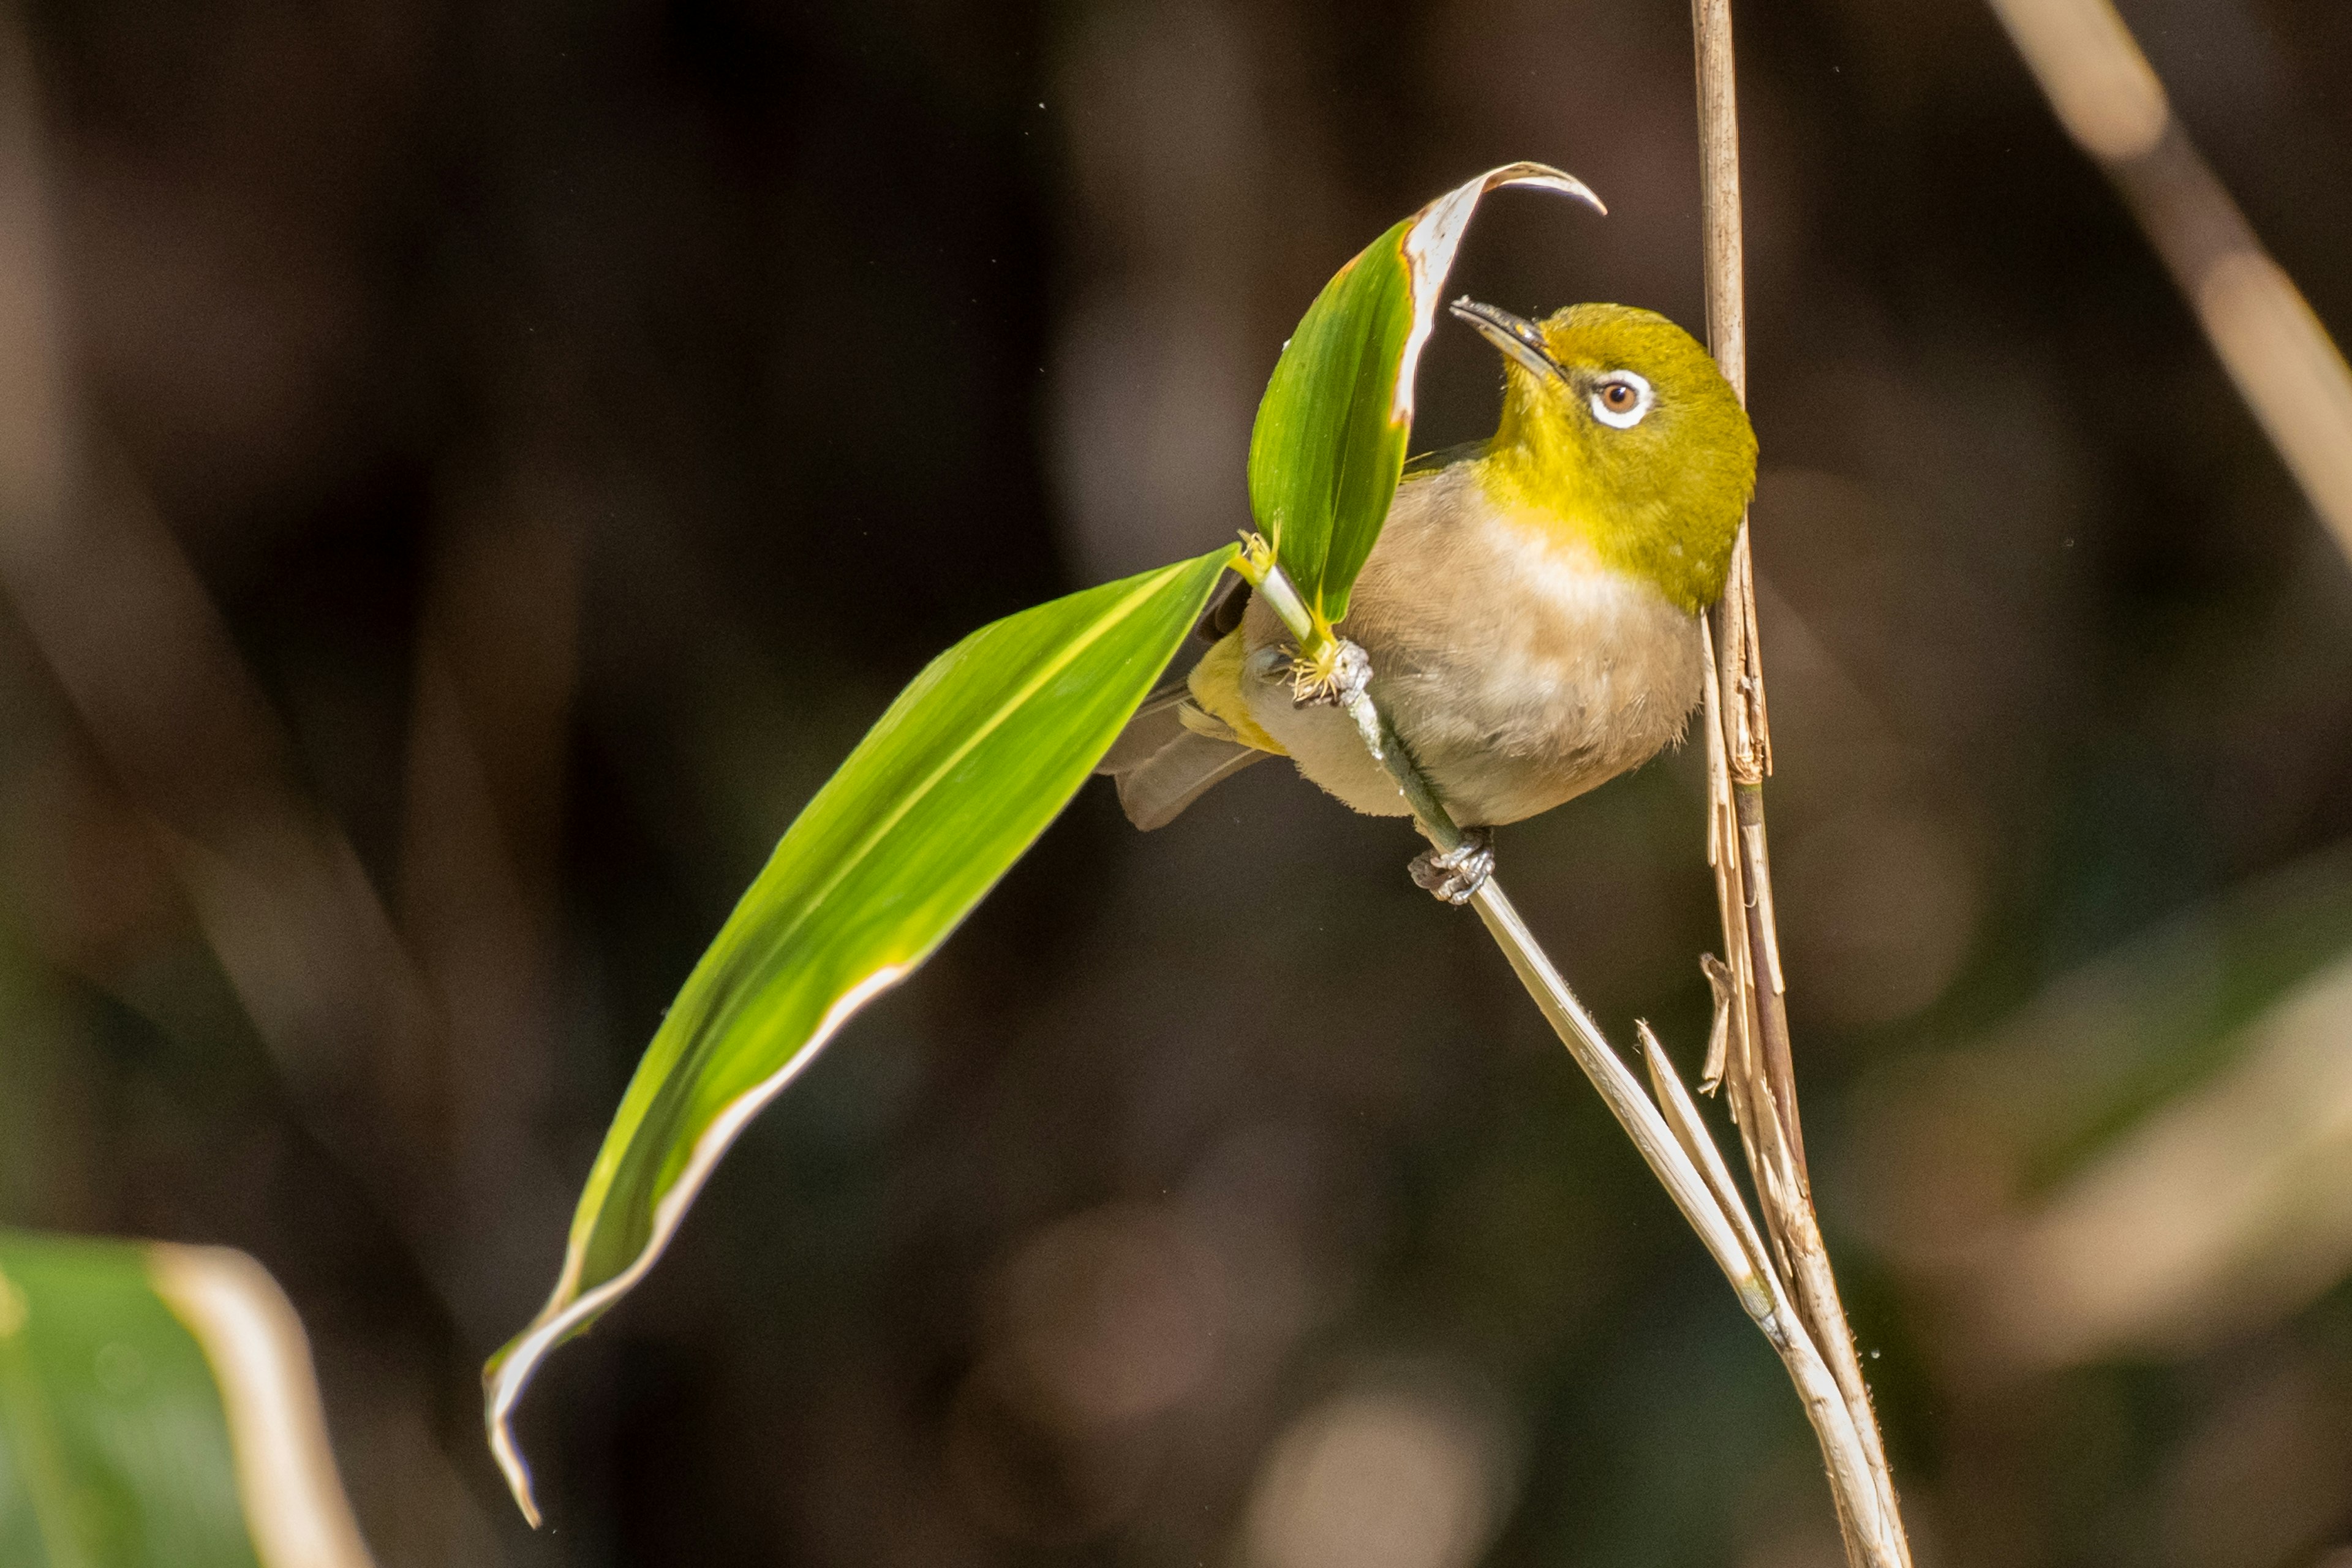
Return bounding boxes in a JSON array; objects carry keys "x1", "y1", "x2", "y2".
[{"x1": 1, "y1": 0, "x2": 2350, "y2": 1564}]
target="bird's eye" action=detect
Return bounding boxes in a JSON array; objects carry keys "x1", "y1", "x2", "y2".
[{"x1": 1589, "y1": 370, "x2": 1654, "y2": 429}]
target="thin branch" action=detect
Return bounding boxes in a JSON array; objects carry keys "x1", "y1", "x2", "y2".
[
  {"x1": 1641, "y1": 1022, "x2": 1773, "y2": 1284},
  {"x1": 1691, "y1": 2, "x2": 1913, "y2": 1562},
  {"x1": 1986, "y1": 0, "x2": 2352, "y2": 569}
]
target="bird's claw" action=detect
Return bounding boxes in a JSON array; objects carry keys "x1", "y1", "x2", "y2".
[{"x1": 1409, "y1": 828, "x2": 1494, "y2": 905}]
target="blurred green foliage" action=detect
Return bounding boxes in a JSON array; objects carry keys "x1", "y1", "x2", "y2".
[{"x1": 0, "y1": 1232, "x2": 254, "y2": 1568}]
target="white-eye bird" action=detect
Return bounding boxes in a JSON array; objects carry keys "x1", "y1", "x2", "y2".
[{"x1": 1099, "y1": 298, "x2": 1758, "y2": 899}]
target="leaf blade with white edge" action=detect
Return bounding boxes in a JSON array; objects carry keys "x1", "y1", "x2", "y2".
[
  {"x1": 1245, "y1": 162, "x2": 1604, "y2": 630},
  {"x1": 484, "y1": 545, "x2": 1238, "y2": 1523},
  {"x1": 0, "y1": 1229, "x2": 373, "y2": 1568}
]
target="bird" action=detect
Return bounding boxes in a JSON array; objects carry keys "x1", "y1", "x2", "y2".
[{"x1": 1098, "y1": 297, "x2": 1758, "y2": 900}]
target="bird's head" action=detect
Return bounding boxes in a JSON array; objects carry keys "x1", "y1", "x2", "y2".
[{"x1": 1450, "y1": 298, "x2": 1757, "y2": 612}]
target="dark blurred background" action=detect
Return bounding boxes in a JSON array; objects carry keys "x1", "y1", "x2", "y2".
[{"x1": 1, "y1": 0, "x2": 2350, "y2": 1563}]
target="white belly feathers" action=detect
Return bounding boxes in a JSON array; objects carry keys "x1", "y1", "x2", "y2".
[{"x1": 1238, "y1": 468, "x2": 1705, "y2": 826}]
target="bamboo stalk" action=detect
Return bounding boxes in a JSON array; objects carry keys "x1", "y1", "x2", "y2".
[{"x1": 1691, "y1": 4, "x2": 1912, "y2": 1562}]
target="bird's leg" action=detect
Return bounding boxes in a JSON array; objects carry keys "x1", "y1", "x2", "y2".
[{"x1": 1409, "y1": 827, "x2": 1494, "y2": 905}]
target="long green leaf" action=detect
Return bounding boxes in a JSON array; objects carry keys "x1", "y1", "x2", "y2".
[
  {"x1": 486, "y1": 544, "x2": 1237, "y2": 1521},
  {"x1": 0, "y1": 1231, "x2": 373, "y2": 1568},
  {"x1": 1246, "y1": 162, "x2": 1602, "y2": 631}
]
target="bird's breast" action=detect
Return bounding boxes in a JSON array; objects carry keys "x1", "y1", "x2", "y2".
[{"x1": 1242, "y1": 468, "x2": 1706, "y2": 826}]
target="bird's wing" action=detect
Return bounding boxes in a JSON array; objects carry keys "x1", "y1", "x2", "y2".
[
  {"x1": 1401, "y1": 438, "x2": 1490, "y2": 478},
  {"x1": 1096, "y1": 682, "x2": 1268, "y2": 830},
  {"x1": 1097, "y1": 680, "x2": 1205, "y2": 777},
  {"x1": 1104, "y1": 728, "x2": 1268, "y2": 830}
]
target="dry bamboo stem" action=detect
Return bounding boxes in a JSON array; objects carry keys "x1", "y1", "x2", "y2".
[
  {"x1": 1691, "y1": 2, "x2": 1912, "y2": 1562},
  {"x1": 1985, "y1": 0, "x2": 2352, "y2": 570}
]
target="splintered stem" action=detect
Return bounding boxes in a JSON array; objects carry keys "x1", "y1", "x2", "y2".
[{"x1": 1692, "y1": 1, "x2": 1910, "y2": 1562}]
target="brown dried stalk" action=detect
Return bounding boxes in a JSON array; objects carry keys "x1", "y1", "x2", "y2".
[
  {"x1": 1691, "y1": 2, "x2": 1913, "y2": 1562},
  {"x1": 1985, "y1": 0, "x2": 2352, "y2": 570}
]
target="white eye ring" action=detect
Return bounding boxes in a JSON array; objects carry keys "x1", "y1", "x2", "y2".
[{"x1": 1589, "y1": 370, "x2": 1654, "y2": 429}]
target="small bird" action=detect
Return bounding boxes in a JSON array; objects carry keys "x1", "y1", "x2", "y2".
[{"x1": 1099, "y1": 298, "x2": 1757, "y2": 899}]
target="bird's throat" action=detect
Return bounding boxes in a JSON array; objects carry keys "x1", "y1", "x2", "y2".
[{"x1": 1467, "y1": 437, "x2": 1732, "y2": 614}]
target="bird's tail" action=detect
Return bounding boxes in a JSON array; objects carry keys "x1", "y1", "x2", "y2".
[{"x1": 1096, "y1": 681, "x2": 1268, "y2": 830}]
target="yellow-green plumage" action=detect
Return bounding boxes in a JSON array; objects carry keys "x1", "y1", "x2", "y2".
[
  {"x1": 1477, "y1": 304, "x2": 1756, "y2": 613},
  {"x1": 1101, "y1": 301, "x2": 1756, "y2": 832}
]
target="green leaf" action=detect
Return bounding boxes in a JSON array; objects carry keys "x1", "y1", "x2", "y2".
[
  {"x1": 1246, "y1": 162, "x2": 1602, "y2": 631},
  {"x1": 485, "y1": 543, "x2": 1238, "y2": 1521},
  {"x1": 0, "y1": 1230, "x2": 372, "y2": 1568}
]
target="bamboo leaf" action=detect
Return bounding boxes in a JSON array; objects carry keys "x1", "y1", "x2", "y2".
[
  {"x1": 484, "y1": 544, "x2": 1237, "y2": 1522},
  {"x1": 1245, "y1": 162, "x2": 1602, "y2": 632},
  {"x1": 0, "y1": 1230, "x2": 372, "y2": 1568}
]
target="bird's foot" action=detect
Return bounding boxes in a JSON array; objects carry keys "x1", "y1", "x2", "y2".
[{"x1": 1409, "y1": 827, "x2": 1494, "y2": 905}]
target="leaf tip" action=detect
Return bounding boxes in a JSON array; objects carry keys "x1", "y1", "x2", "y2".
[
  {"x1": 485, "y1": 1341, "x2": 548, "y2": 1526},
  {"x1": 481, "y1": 957, "x2": 923, "y2": 1526},
  {"x1": 1390, "y1": 163, "x2": 1608, "y2": 426}
]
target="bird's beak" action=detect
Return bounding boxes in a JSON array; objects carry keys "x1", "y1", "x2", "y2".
[{"x1": 1449, "y1": 297, "x2": 1568, "y2": 384}]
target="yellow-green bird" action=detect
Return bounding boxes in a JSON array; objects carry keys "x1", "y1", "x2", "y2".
[{"x1": 1099, "y1": 297, "x2": 1758, "y2": 899}]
